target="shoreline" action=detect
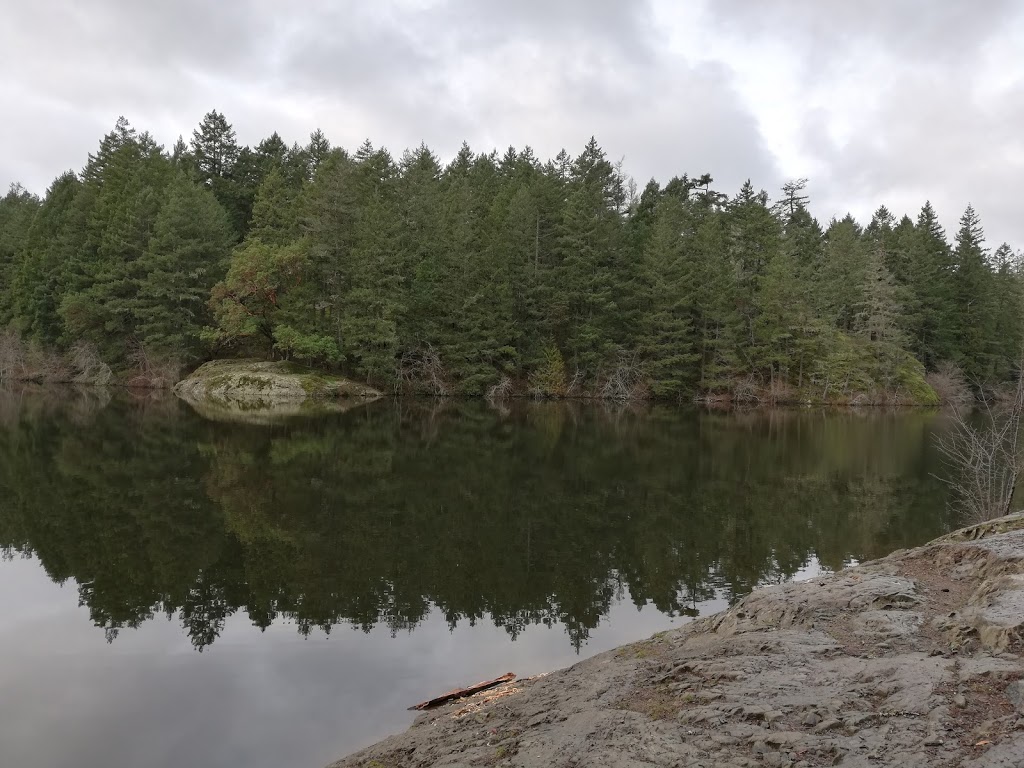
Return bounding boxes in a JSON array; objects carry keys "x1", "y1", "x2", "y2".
[{"x1": 329, "y1": 515, "x2": 1024, "y2": 768}]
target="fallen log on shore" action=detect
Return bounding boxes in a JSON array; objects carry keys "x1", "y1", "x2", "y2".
[{"x1": 408, "y1": 672, "x2": 516, "y2": 711}]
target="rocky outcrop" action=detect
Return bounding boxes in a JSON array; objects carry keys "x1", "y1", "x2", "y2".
[
  {"x1": 173, "y1": 360, "x2": 381, "y2": 423},
  {"x1": 330, "y1": 515, "x2": 1024, "y2": 768}
]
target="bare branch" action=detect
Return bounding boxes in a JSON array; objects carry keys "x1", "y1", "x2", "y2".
[{"x1": 934, "y1": 353, "x2": 1024, "y2": 523}]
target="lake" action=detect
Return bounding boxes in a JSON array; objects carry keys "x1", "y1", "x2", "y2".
[{"x1": 0, "y1": 388, "x2": 958, "y2": 768}]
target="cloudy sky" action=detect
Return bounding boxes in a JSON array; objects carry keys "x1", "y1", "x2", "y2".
[{"x1": 3, "y1": 0, "x2": 1023, "y2": 246}]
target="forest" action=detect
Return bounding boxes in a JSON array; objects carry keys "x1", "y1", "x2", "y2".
[{"x1": 0, "y1": 111, "x2": 1020, "y2": 402}]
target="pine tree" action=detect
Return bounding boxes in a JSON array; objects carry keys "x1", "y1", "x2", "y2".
[
  {"x1": 638, "y1": 196, "x2": 700, "y2": 397},
  {"x1": 133, "y1": 173, "x2": 234, "y2": 360},
  {"x1": 756, "y1": 182, "x2": 826, "y2": 390},
  {"x1": 191, "y1": 110, "x2": 239, "y2": 185},
  {"x1": 247, "y1": 168, "x2": 298, "y2": 245},
  {"x1": 989, "y1": 244, "x2": 1024, "y2": 380},
  {"x1": 396, "y1": 144, "x2": 447, "y2": 365},
  {"x1": 951, "y1": 204, "x2": 996, "y2": 381},
  {"x1": 688, "y1": 186, "x2": 741, "y2": 390},
  {"x1": 0, "y1": 183, "x2": 41, "y2": 327},
  {"x1": 854, "y1": 238, "x2": 908, "y2": 388},
  {"x1": 301, "y1": 141, "x2": 403, "y2": 381},
  {"x1": 725, "y1": 181, "x2": 781, "y2": 358},
  {"x1": 171, "y1": 136, "x2": 193, "y2": 174},
  {"x1": 818, "y1": 215, "x2": 867, "y2": 332},
  {"x1": 190, "y1": 110, "x2": 244, "y2": 236},
  {"x1": 905, "y1": 202, "x2": 956, "y2": 369},
  {"x1": 435, "y1": 147, "x2": 519, "y2": 393},
  {"x1": 60, "y1": 121, "x2": 173, "y2": 360},
  {"x1": 12, "y1": 173, "x2": 85, "y2": 344},
  {"x1": 553, "y1": 138, "x2": 624, "y2": 380},
  {"x1": 306, "y1": 129, "x2": 332, "y2": 178},
  {"x1": 340, "y1": 147, "x2": 403, "y2": 382}
]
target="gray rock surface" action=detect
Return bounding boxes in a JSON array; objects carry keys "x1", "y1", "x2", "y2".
[{"x1": 330, "y1": 516, "x2": 1024, "y2": 768}]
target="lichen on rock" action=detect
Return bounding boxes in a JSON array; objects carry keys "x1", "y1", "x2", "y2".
[{"x1": 172, "y1": 359, "x2": 381, "y2": 423}]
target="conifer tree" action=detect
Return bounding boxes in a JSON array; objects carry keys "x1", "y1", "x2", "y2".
[
  {"x1": 13, "y1": 173, "x2": 85, "y2": 345},
  {"x1": 0, "y1": 183, "x2": 41, "y2": 326},
  {"x1": 306, "y1": 129, "x2": 332, "y2": 178},
  {"x1": 989, "y1": 244, "x2": 1024, "y2": 380},
  {"x1": 190, "y1": 110, "x2": 244, "y2": 236},
  {"x1": 951, "y1": 204, "x2": 995, "y2": 381},
  {"x1": 638, "y1": 196, "x2": 700, "y2": 397},
  {"x1": 554, "y1": 138, "x2": 623, "y2": 379},
  {"x1": 133, "y1": 173, "x2": 234, "y2": 360},
  {"x1": 725, "y1": 181, "x2": 781, "y2": 358},
  {"x1": 60, "y1": 121, "x2": 173, "y2": 359},
  {"x1": 905, "y1": 202, "x2": 956, "y2": 369}
]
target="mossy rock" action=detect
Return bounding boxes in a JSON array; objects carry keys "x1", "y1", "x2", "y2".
[{"x1": 173, "y1": 360, "x2": 381, "y2": 423}]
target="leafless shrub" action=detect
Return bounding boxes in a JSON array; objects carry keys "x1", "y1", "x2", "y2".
[
  {"x1": 565, "y1": 367, "x2": 586, "y2": 399},
  {"x1": 23, "y1": 344, "x2": 71, "y2": 383},
  {"x1": 125, "y1": 343, "x2": 180, "y2": 389},
  {"x1": 732, "y1": 374, "x2": 763, "y2": 405},
  {"x1": 395, "y1": 342, "x2": 449, "y2": 396},
  {"x1": 486, "y1": 375, "x2": 514, "y2": 402},
  {"x1": 934, "y1": 367, "x2": 1024, "y2": 523},
  {"x1": 849, "y1": 392, "x2": 871, "y2": 407},
  {"x1": 598, "y1": 350, "x2": 649, "y2": 402},
  {"x1": 0, "y1": 330, "x2": 24, "y2": 381},
  {"x1": 927, "y1": 361, "x2": 972, "y2": 405},
  {"x1": 766, "y1": 376, "x2": 796, "y2": 406},
  {"x1": 69, "y1": 342, "x2": 113, "y2": 387}
]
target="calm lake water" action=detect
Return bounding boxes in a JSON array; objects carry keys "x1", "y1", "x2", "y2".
[{"x1": 0, "y1": 388, "x2": 959, "y2": 768}]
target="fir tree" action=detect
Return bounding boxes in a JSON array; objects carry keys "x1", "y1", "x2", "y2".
[{"x1": 133, "y1": 173, "x2": 235, "y2": 360}]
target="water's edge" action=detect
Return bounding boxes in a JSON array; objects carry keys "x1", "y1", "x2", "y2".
[{"x1": 331, "y1": 515, "x2": 1024, "y2": 767}]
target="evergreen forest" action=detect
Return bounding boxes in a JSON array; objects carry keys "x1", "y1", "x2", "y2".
[{"x1": 1, "y1": 112, "x2": 1020, "y2": 403}]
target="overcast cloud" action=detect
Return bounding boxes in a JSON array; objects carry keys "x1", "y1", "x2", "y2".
[{"x1": 2, "y1": 0, "x2": 1022, "y2": 246}]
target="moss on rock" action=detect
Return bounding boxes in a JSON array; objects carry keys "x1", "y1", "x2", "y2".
[{"x1": 172, "y1": 360, "x2": 381, "y2": 423}]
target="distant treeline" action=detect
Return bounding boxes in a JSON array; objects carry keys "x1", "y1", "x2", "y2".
[{"x1": 0, "y1": 111, "x2": 1020, "y2": 402}]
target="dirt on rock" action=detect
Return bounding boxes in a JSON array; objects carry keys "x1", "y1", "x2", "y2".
[{"x1": 329, "y1": 515, "x2": 1024, "y2": 768}]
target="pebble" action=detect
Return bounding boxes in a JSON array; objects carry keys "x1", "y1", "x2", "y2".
[
  {"x1": 952, "y1": 694, "x2": 967, "y2": 708},
  {"x1": 802, "y1": 713, "x2": 820, "y2": 727}
]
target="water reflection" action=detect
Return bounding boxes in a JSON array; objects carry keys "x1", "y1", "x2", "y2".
[{"x1": 0, "y1": 387, "x2": 955, "y2": 652}]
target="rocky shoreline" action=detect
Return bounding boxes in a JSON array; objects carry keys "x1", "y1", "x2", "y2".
[{"x1": 330, "y1": 516, "x2": 1024, "y2": 768}]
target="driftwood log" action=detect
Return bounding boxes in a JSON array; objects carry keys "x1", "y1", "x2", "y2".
[{"x1": 408, "y1": 673, "x2": 516, "y2": 711}]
